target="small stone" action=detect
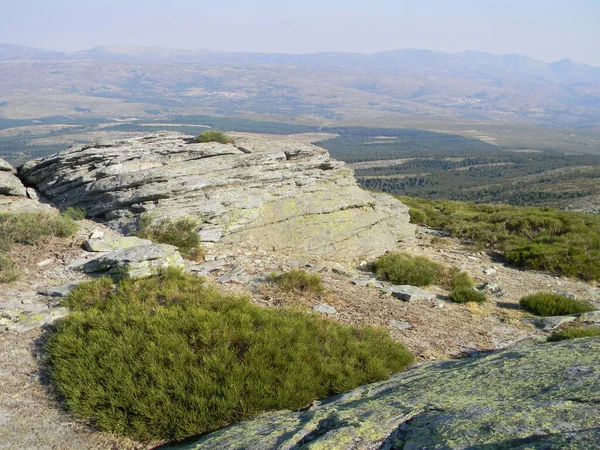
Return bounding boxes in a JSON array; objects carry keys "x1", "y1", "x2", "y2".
[
  {"x1": 313, "y1": 304, "x2": 336, "y2": 315},
  {"x1": 389, "y1": 319, "x2": 411, "y2": 330},
  {"x1": 219, "y1": 266, "x2": 246, "y2": 283},
  {"x1": 483, "y1": 268, "x2": 497, "y2": 275},
  {"x1": 37, "y1": 259, "x2": 53, "y2": 267},
  {"x1": 26, "y1": 187, "x2": 39, "y2": 200},
  {"x1": 386, "y1": 285, "x2": 436, "y2": 302},
  {"x1": 331, "y1": 267, "x2": 353, "y2": 278},
  {"x1": 553, "y1": 289, "x2": 576, "y2": 299},
  {"x1": 352, "y1": 278, "x2": 378, "y2": 287},
  {"x1": 89, "y1": 230, "x2": 104, "y2": 239},
  {"x1": 579, "y1": 311, "x2": 600, "y2": 323}
]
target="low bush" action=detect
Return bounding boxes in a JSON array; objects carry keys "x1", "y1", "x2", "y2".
[
  {"x1": 136, "y1": 215, "x2": 205, "y2": 260},
  {"x1": 47, "y1": 269, "x2": 413, "y2": 440},
  {"x1": 268, "y1": 269, "x2": 324, "y2": 294},
  {"x1": 0, "y1": 256, "x2": 21, "y2": 283},
  {"x1": 449, "y1": 287, "x2": 486, "y2": 304},
  {"x1": 547, "y1": 326, "x2": 600, "y2": 342},
  {"x1": 371, "y1": 252, "x2": 443, "y2": 287},
  {"x1": 408, "y1": 207, "x2": 427, "y2": 225},
  {"x1": 519, "y1": 292, "x2": 595, "y2": 316},
  {"x1": 193, "y1": 130, "x2": 234, "y2": 144},
  {"x1": 61, "y1": 207, "x2": 86, "y2": 221}
]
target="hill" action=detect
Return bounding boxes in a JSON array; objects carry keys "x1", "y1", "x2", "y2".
[{"x1": 1, "y1": 44, "x2": 600, "y2": 128}]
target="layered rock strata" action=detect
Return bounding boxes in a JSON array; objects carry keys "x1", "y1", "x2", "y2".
[{"x1": 20, "y1": 132, "x2": 414, "y2": 259}]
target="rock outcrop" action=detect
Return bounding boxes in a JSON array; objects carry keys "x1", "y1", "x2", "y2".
[
  {"x1": 168, "y1": 337, "x2": 600, "y2": 450},
  {"x1": 19, "y1": 132, "x2": 414, "y2": 259}
]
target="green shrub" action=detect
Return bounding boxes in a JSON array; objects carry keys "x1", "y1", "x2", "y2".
[
  {"x1": 519, "y1": 292, "x2": 595, "y2": 316},
  {"x1": 136, "y1": 215, "x2": 205, "y2": 260},
  {"x1": 371, "y1": 252, "x2": 443, "y2": 287},
  {"x1": 47, "y1": 269, "x2": 413, "y2": 440},
  {"x1": 449, "y1": 287, "x2": 486, "y2": 304},
  {"x1": 0, "y1": 256, "x2": 21, "y2": 283},
  {"x1": 399, "y1": 196, "x2": 600, "y2": 281},
  {"x1": 268, "y1": 269, "x2": 325, "y2": 294},
  {"x1": 61, "y1": 207, "x2": 86, "y2": 221},
  {"x1": 0, "y1": 212, "x2": 77, "y2": 251},
  {"x1": 408, "y1": 208, "x2": 427, "y2": 225},
  {"x1": 547, "y1": 326, "x2": 600, "y2": 342},
  {"x1": 193, "y1": 130, "x2": 234, "y2": 144}
]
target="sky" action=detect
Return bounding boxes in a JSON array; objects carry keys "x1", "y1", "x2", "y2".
[{"x1": 2, "y1": 0, "x2": 599, "y2": 66}]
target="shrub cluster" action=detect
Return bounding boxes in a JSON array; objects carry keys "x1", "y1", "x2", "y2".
[
  {"x1": 370, "y1": 252, "x2": 443, "y2": 287},
  {"x1": 519, "y1": 292, "x2": 595, "y2": 316},
  {"x1": 547, "y1": 326, "x2": 600, "y2": 342},
  {"x1": 370, "y1": 252, "x2": 486, "y2": 303},
  {"x1": 136, "y1": 215, "x2": 205, "y2": 261},
  {"x1": 400, "y1": 197, "x2": 600, "y2": 281},
  {"x1": 0, "y1": 212, "x2": 78, "y2": 283},
  {"x1": 47, "y1": 269, "x2": 413, "y2": 440},
  {"x1": 193, "y1": 130, "x2": 234, "y2": 144},
  {"x1": 268, "y1": 269, "x2": 324, "y2": 294}
]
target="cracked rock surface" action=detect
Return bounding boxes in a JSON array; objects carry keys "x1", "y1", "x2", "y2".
[
  {"x1": 169, "y1": 337, "x2": 600, "y2": 450},
  {"x1": 19, "y1": 132, "x2": 414, "y2": 260}
]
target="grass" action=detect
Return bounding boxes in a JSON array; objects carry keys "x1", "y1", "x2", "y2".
[
  {"x1": 61, "y1": 206, "x2": 86, "y2": 221},
  {"x1": 193, "y1": 130, "x2": 234, "y2": 144},
  {"x1": 547, "y1": 326, "x2": 600, "y2": 342},
  {"x1": 136, "y1": 215, "x2": 205, "y2": 261},
  {"x1": 268, "y1": 269, "x2": 325, "y2": 294},
  {"x1": 0, "y1": 212, "x2": 77, "y2": 251},
  {"x1": 400, "y1": 196, "x2": 600, "y2": 281},
  {"x1": 0, "y1": 212, "x2": 77, "y2": 283},
  {"x1": 47, "y1": 269, "x2": 413, "y2": 441},
  {"x1": 0, "y1": 255, "x2": 21, "y2": 283},
  {"x1": 519, "y1": 292, "x2": 595, "y2": 317}
]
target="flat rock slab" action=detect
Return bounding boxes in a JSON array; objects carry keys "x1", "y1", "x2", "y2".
[
  {"x1": 38, "y1": 281, "x2": 84, "y2": 298},
  {"x1": 313, "y1": 303, "x2": 337, "y2": 315},
  {"x1": 81, "y1": 244, "x2": 184, "y2": 279},
  {"x1": 0, "y1": 307, "x2": 69, "y2": 333},
  {"x1": 386, "y1": 285, "x2": 436, "y2": 302},
  {"x1": 166, "y1": 337, "x2": 600, "y2": 450},
  {"x1": 82, "y1": 236, "x2": 152, "y2": 252}
]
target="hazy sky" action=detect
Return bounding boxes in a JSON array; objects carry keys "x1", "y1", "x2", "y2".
[{"x1": 2, "y1": 0, "x2": 599, "y2": 66}]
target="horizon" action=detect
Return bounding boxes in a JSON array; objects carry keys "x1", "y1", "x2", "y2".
[
  {"x1": 2, "y1": 0, "x2": 599, "y2": 66},
  {"x1": 2, "y1": 41, "x2": 598, "y2": 68}
]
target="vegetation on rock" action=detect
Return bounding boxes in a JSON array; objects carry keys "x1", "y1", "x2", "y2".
[
  {"x1": 401, "y1": 197, "x2": 600, "y2": 281},
  {"x1": 547, "y1": 326, "x2": 600, "y2": 342},
  {"x1": 268, "y1": 269, "x2": 325, "y2": 294},
  {"x1": 193, "y1": 130, "x2": 234, "y2": 144},
  {"x1": 136, "y1": 215, "x2": 205, "y2": 261},
  {"x1": 47, "y1": 269, "x2": 414, "y2": 440},
  {"x1": 519, "y1": 292, "x2": 595, "y2": 316}
]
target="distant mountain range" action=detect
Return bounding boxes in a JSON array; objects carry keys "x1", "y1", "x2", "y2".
[{"x1": 1, "y1": 43, "x2": 599, "y2": 127}]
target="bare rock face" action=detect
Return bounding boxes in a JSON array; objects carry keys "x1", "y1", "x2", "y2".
[{"x1": 19, "y1": 132, "x2": 414, "y2": 259}]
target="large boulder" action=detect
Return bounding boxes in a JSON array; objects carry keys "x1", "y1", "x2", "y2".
[
  {"x1": 19, "y1": 132, "x2": 414, "y2": 259},
  {"x1": 0, "y1": 157, "x2": 26, "y2": 197},
  {"x1": 167, "y1": 337, "x2": 600, "y2": 449}
]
